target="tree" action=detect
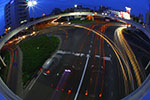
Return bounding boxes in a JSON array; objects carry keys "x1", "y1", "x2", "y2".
[{"x1": 50, "y1": 8, "x2": 62, "y2": 15}]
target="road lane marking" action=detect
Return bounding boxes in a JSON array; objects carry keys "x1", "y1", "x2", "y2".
[
  {"x1": 95, "y1": 55, "x2": 100, "y2": 58},
  {"x1": 145, "y1": 61, "x2": 150, "y2": 70},
  {"x1": 28, "y1": 71, "x2": 42, "y2": 90},
  {"x1": 103, "y1": 57, "x2": 111, "y2": 61},
  {"x1": 89, "y1": 50, "x2": 91, "y2": 53},
  {"x1": 57, "y1": 50, "x2": 111, "y2": 61},
  {"x1": 74, "y1": 54, "x2": 90, "y2": 100}
]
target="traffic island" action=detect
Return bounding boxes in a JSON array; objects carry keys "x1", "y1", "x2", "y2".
[{"x1": 19, "y1": 35, "x2": 60, "y2": 86}]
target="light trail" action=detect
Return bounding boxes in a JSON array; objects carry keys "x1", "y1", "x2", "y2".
[
  {"x1": 64, "y1": 24, "x2": 96, "y2": 99},
  {"x1": 0, "y1": 11, "x2": 149, "y2": 100},
  {"x1": 68, "y1": 24, "x2": 129, "y2": 96},
  {"x1": 97, "y1": 23, "x2": 135, "y2": 93},
  {"x1": 92, "y1": 35, "x2": 100, "y2": 95},
  {"x1": 7, "y1": 47, "x2": 14, "y2": 82},
  {"x1": 116, "y1": 27, "x2": 142, "y2": 87},
  {"x1": 88, "y1": 34, "x2": 98, "y2": 91},
  {"x1": 74, "y1": 54, "x2": 90, "y2": 100},
  {"x1": 99, "y1": 24, "x2": 106, "y2": 97},
  {"x1": 58, "y1": 28, "x2": 69, "y2": 43},
  {"x1": 78, "y1": 24, "x2": 96, "y2": 53},
  {"x1": 51, "y1": 71, "x2": 71, "y2": 100}
]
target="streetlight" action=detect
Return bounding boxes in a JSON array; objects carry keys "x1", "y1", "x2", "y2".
[
  {"x1": 33, "y1": 1, "x2": 37, "y2": 5},
  {"x1": 74, "y1": 4, "x2": 77, "y2": 8},
  {"x1": 27, "y1": 0, "x2": 37, "y2": 7},
  {"x1": 27, "y1": 0, "x2": 37, "y2": 30}
]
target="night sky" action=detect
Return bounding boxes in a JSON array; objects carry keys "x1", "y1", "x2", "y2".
[{"x1": 0, "y1": 0, "x2": 150, "y2": 35}]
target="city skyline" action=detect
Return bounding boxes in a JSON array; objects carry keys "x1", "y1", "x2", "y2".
[
  {"x1": 0, "y1": 0, "x2": 150, "y2": 35},
  {"x1": 4, "y1": 0, "x2": 30, "y2": 32},
  {"x1": 0, "y1": 0, "x2": 149, "y2": 100}
]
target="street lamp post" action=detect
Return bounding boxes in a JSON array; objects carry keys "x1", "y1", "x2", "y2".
[
  {"x1": 27, "y1": 0, "x2": 37, "y2": 7},
  {"x1": 27, "y1": 0, "x2": 37, "y2": 30}
]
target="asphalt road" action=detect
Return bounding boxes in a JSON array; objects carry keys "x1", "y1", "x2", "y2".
[
  {"x1": 0, "y1": 11, "x2": 149, "y2": 100},
  {"x1": 122, "y1": 29, "x2": 150, "y2": 80},
  {"x1": 23, "y1": 22, "x2": 128, "y2": 100}
]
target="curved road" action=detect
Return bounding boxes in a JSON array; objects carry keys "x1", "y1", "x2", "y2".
[{"x1": 0, "y1": 12, "x2": 149, "y2": 100}]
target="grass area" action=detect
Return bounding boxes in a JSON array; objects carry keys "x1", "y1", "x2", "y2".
[
  {"x1": 19, "y1": 35, "x2": 60, "y2": 85},
  {"x1": 70, "y1": 19, "x2": 94, "y2": 24},
  {"x1": 0, "y1": 50, "x2": 10, "y2": 82}
]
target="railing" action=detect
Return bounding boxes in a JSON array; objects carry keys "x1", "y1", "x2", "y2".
[{"x1": 0, "y1": 12, "x2": 149, "y2": 100}]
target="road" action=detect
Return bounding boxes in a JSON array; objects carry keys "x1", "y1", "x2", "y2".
[
  {"x1": 0, "y1": 11, "x2": 149, "y2": 100},
  {"x1": 6, "y1": 45, "x2": 23, "y2": 97},
  {"x1": 24, "y1": 22, "x2": 127, "y2": 100}
]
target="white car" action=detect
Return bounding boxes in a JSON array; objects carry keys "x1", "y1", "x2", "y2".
[{"x1": 42, "y1": 55, "x2": 62, "y2": 75}]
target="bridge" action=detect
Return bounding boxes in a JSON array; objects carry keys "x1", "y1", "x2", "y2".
[{"x1": 0, "y1": 12, "x2": 149, "y2": 100}]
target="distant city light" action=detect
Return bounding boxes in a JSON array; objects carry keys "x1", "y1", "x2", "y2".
[
  {"x1": 28, "y1": 1, "x2": 33, "y2": 7},
  {"x1": 27, "y1": 0, "x2": 37, "y2": 7},
  {"x1": 33, "y1": 1, "x2": 37, "y2": 5},
  {"x1": 74, "y1": 4, "x2": 77, "y2": 8},
  {"x1": 20, "y1": 20, "x2": 27, "y2": 24},
  {"x1": 119, "y1": 11, "x2": 131, "y2": 20},
  {"x1": 8, "y1": 27, "x2": 11, "y2": 30},
  {"x1": 42, "y1": 13, "x2": 45, "y2": 16}
]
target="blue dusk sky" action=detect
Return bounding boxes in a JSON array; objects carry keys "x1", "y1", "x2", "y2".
[{"x1": 0, "y1": 0, "x2": 150, "y2": 35}]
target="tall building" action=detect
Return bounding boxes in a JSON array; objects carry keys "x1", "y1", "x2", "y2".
[
  {"x1": 50, "y1": 8, "x2": 62, "y2": 15},
  {"x1": 99, "y1": 6, "x2": 109, "y2": 13},
  {"x1": 145, "y1": 4, "x2": 150, "y2": 31},
  {"x1": 145, "y1": 4, "x2": 150, "y2": 29},
  {"x1": 74, "y1": 5, "x2": 91, "y2": 12},
  {"x1": 4, "y1": 0, "x2": 29, "y2": 32},
  {"x1": 139, "y1": 13, "x2": 143, "y2": 23},
  {"x1": 145, "y1": 10, "x2": 149, "y2": 24}
]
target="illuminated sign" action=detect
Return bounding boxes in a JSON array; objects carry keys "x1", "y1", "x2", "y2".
[
  {"x1": 119, "y1": 11, "x2": 131, "y2": 20},
  {"x1": 125, "y1": 7, "x2": 131, "y2": 14}
]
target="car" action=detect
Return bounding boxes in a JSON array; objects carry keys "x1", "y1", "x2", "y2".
[{"x1": 42, "y1": 55, "x2": 62, "y2": 75}]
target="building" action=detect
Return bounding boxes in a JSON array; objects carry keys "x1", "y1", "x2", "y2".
[
  {"x1": 50, "y1": 8, "x2": 62, "y2": 15},
  {"x1": 74, "y1": 8, "x2": 91, "y2": 12},
  {"x1": 139, "y1": 13, "x2": 143, "y2": 23},
  {"x1": 145, "y1": 4, "x2": 150, "y2": 25},
  {"x1": 103, "y1": 10, "x2": 120, "y2": 16},
  {"x1": 145, "y1": 4, "x2": 150, "y2": 32},
  {"x1": 99, "y1": 6, "x2": 109, "y2": 13},
  {"x1": 4, "y1": 0, "x2": 29, "y2": 32},
  {"x1": 74, "y1": 5, "x2": 91, "y2": 12}
]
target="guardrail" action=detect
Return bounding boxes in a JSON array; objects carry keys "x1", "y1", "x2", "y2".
[
  {"x1": 0, "y1": 12, "x2": 149, "y2": 100},
  {"x1": 0, "y1": 78, "x2": 22, "y2": 100},
  {"x1": 122, "y1": 74, "x2": 150, "y2": 100}
]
